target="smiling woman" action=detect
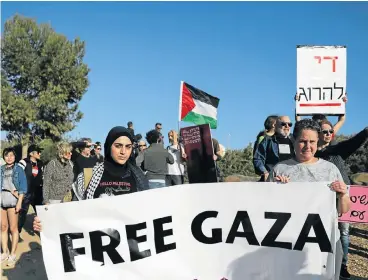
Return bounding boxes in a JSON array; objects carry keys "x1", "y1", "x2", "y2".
[{"x1": 267, "y1": 118, "x2": 351, "y2": 280}]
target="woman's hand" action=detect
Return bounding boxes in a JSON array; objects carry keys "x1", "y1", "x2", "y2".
[
  {"x1": 15, "y1": 201, "x2": 22, "y2": 213},
  {"x1": 330, "y1": 181, "x2": 348, "y2": 195},
  {"x1": 33, "y1": 216, "x2": 42, "y2": 232},
  {"x1": 275, "y1": 175, "x2": 290, "y2": 183}
]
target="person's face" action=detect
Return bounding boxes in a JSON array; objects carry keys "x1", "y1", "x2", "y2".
[
  {"x1": 156, "y1": 125, "x2": 162, "y2": 132},
  {"x1": 30, "y1": 151, "x2": 41, "y2": 160},
  {"x1": 82, "y1": 141, "x2": 92, "y2": 157},
  {"x1": 168, "y1": 132, "x2": 174, "y2": 143},
  {"x1": 319, "y1": 123, "x2": 334, "y2": 144},
  {"x1": 95, "y1": 146, "x2": 102, "y2": 155},
  {"x1": 63, "y1": 150, "x2": 72, "y2": 160},
  {"x1": 4, "y1": 152, "x2": 15, "y2": 165},
  {"x1": 138, "y1": 141, "x2": 147, "y2": 151},
  {"x1": 276, "y1": 117, "x2": 292, "y2": 137},
  {"x1": 111, "y1": 136, "x2": 133, "y2": 165},
  {"x1": 295, "y1": 129, "x2": 318, "y2": 163}
]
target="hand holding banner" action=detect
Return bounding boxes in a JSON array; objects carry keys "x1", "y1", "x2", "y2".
[{"x1": 37, "y1": 182, "x2": 339, "y2": 280}]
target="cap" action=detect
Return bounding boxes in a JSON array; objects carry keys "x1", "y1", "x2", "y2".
[{"x1": 28, "y1": 144, "x2": 43, "y2": 154}]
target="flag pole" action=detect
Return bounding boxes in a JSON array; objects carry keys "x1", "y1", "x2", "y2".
[{"x1": 178, "y1": 81, "x2": 184, "y2": 134}]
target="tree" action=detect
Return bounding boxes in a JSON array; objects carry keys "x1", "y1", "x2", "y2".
[
  {"x1": 218, "y1": 143, "x2": 257, "y2": 178},
  {"x1": 334, "y1": 132, "x2": 368, "y2": 174},
  {"x1": 1, "y1": 15, "x2": 90, "y2": 157}
]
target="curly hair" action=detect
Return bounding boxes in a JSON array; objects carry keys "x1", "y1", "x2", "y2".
[
  {"x1": 293, "y1": 119, "x2": 321, "y2": 139},
  {"x1": 146, "y1": 129, "x2": 161, "y2": 144},
  {"x1": 57, "y1": 142, "x2": 73, "y2": 162}
]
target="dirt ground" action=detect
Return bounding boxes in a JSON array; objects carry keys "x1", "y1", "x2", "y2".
[{"x1": 1, "y1": 210, "x2": 367, "y2": 280}]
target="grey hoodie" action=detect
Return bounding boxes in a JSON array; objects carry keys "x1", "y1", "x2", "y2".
[{"x1": 140, "y1": 143, "x2": 174, "y2": 180}]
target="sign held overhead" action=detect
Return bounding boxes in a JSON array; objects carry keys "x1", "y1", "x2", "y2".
[{"x1": 296, "y1": 45, "x2": 347, "y2": 115}]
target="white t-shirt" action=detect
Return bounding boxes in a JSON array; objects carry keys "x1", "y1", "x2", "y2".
[{"x1": 167, "y1": 144, "x2": 185, "y2": 176}]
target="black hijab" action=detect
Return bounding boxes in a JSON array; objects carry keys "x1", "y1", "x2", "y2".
[{"x1": 104, "y1": 126, "x2": 135, "y2": 176}]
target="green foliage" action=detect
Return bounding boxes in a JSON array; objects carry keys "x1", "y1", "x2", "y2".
[
  {"x1": 38, "y1": 138, "x2": 57, "y2": 164},
  {"x1": 218, "y1": 143, "x2": 257, "y2": 178},
  {"x1": 1, "y1": 14, "x2": 89, "y2": 145},
  {"x1": 335, "y1": 133, "x2": 368, "y2": 174}
]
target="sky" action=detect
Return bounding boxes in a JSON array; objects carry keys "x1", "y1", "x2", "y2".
[{"x1": 1, "y1": 1, "x2": 368, "y2": 151}]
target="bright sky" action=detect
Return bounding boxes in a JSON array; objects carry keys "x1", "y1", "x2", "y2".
[{"x1": 1, "y1": 2, "x2": 367, "y2": 150}]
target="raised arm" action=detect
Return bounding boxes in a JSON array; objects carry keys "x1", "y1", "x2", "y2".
[
  {"x1": 333, "y1": 114, "x2": 346, "y2": 135},
  {"x1": 294, "y1": 93, "x2": 301, "y2": 122},
  {"x1": 324, "y1": 127, "x2": 368, "y2": 160},
  {"x1": 333, "y1": 95, "x2": 348, "y2": 134}
]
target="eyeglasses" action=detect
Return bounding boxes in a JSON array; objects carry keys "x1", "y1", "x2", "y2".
[
  {"x1": 95, "y1": 148, "x2": 101, "y2": 151},
  {"x1": 281, "y1": 122, "x2": 293, "y2": 128},
  {"x1": 322, "y1": 129, "x2": 334, "y2": 135}
]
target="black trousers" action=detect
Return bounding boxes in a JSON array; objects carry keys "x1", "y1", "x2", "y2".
[{"x1": 18, "y1": 189, "x2": 43, "y2": 233}]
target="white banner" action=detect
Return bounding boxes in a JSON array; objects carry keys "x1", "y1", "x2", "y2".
[
  {"x1": 296, "y1": 45, "x2": 346, "y2": 115},
  {"x1": 37, "y1": 182, "x2": 338, "y2": 280}
]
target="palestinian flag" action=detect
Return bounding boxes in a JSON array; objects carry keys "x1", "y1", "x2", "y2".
[{"x1": 179, "y1": 82, "x2": 220, "y2": 129}]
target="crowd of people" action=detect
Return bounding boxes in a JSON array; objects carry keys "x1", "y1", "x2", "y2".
[
  {"x1": 251, "y1": 96, "x2": 368, "y2": 279},
  {"x1": 1, "y1": 103, "x2": 367, "y2": 280}
]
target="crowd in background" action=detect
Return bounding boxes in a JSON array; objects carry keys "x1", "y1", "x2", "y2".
[{"x1": 1, "y1": 98, "x2": 368, "y2": 280}]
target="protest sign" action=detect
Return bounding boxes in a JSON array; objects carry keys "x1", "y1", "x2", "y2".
[
  {"x1": 339, "y1": 185, "x2": 368, "y2": 224},
  {"x1": 180, "y1": 124, "x2": 217, "y2": 183},
  {"x1": 296, "y1": 45, "x2": 347, "y2": 115},
  {"x1": 37, "y1": 182, "x2": 339, "y2": 280}
]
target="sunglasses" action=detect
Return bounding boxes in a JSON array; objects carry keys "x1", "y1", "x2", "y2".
[
  {"x1": 322, "y1": 129, "x2": 334, "y2": 135},
  {"x1": 281, "y1": 122, "x2": 293, "y2": 128},
  {"x1": 95, "y1": 147, "x2": 101, "y2": 150},
  {"x1": 139, "y1": 145, "x2": 147, "y2": 147}
]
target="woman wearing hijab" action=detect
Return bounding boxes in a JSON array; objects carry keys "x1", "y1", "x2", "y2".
[{"x1": 33, "y1": 127, "x2": 149, "y2": 230}]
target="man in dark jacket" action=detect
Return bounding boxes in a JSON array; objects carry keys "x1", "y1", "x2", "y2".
[
  {"x1": 18, "y1": 144, "x2": 44, "y2": 232},
  {"x1": 127, "y1": 121, "x2": 135, "y2": 138},
  {"x1": 253, "y1": 116, "x2": 295, "y2": 181},
  {"x1": 139, "y1": 129, "x2": 174, "y2": 188},
  {"x1": 71, "y1": 138, "x2": 98, "y2": 180},
  {"x1": 155, "y1": 122, "x2": 164, "y2": 145}
]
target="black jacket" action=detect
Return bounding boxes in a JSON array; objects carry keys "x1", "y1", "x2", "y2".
[
  {"x1": 316, "y1": 127, "x2": 368, "y2": 184},
  {"x1": 18, "y1": 158, "x2": 43, "y2": 195}
]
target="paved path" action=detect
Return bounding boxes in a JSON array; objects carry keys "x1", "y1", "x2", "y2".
[{"x1": 1, "y1": 209, "x2": 47, "y2": 280}]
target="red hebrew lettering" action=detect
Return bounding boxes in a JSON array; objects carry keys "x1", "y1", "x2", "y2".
[
  {"x1": 323, "y1": 56, "x2": 338, "y2": 72},
  {"x1": 314, "y1": 56, "x2": 339, "y2": 72}
]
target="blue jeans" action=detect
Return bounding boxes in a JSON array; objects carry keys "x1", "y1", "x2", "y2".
[
  {"x1": 338, "y1": 222, "x2": 349, "y2": 265},
  {"x1": 148, "y1": 180, "x2": 166, "y2": 189}
]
